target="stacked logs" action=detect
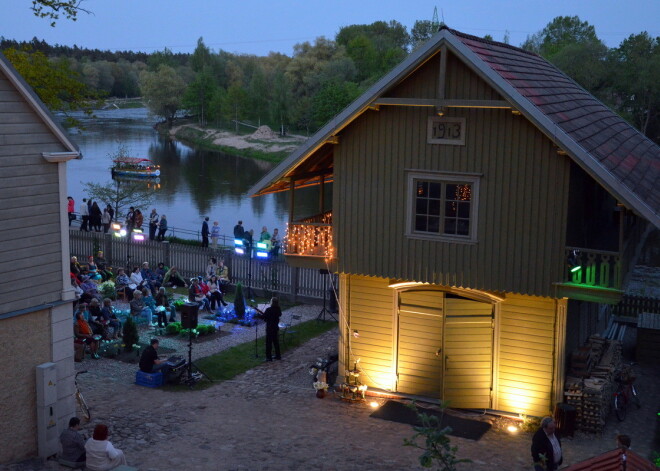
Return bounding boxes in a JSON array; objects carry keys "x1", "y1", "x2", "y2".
[{"x1": 564, "y1": 336, "x2": 622, "y2": 433}]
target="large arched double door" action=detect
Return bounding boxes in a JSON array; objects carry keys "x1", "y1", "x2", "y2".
[{"x1": 396, "y1": 289, "x2": 494, "y2": 408}]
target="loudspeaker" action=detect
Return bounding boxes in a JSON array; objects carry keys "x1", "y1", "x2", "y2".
[
  {"x1": 328, "y1": 287, "x2": 338, "y2": 313},
  {"x1": 319, "y1": 268, "x2": 330, "y2": 275},
  {"x1": 180, "y1": 303, "x2": 199, "y2": 329}
]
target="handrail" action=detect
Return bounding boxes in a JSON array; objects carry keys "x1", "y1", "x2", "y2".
[{"x1": 564, "y1": 246, "x2": 622, "y2": 290}]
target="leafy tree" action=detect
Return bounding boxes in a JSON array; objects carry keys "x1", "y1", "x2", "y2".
[
  {"x1": 312, "y1": 80, "x2": 361, "y2": 129},
  {"x1": 207, "y1": 87, "x2": 227, "y2": 126},
  {"x1": 607, "y1": 32, "x2": 660, "y2": 136},
  {"x1": 222, "y1": 83, "x2": 249, "y2": 132},
  {"x1": 190, "y1": 37, "x2": 212, "y2": 73},
  {"x1": 147, "y1": 47, "x2": 176, "y2": 71},
  {"x1": 403, "y1": 402, "x2": 471, "y2": 470},
  {"x1": 522, "y1": 16, "x2": 602, "y2": 59},
  {"x1": 139, "y1": 64, "x2": 186, "y2": 125},
  {"x1": 3, "y1": 46, "x2": 97, "y2": 125},
  {"x1": 82, "y1": 145, "x2": 155, "y2": 217},
  {"x1": 411, "y1": 20, "x2": 436, "y2": 49},
  {"x1": 247, "y1": 67, "x2": 269, "y2": 124},
  {"x1": 30, "y1": 0, "x2": 91, "y2": 26},
  {"x1": 183, "y1": 67, "x2": 217, "y2": 125},
  {"x1": 122, "y1": 316, "x2": 139, "y2": 352},
  {"x1": 269, "y1": 70, "x2": 291, "y2": 133}
]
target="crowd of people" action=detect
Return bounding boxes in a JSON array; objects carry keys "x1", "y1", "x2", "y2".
[
  {"x1": 232, "y1": 219, "x2": 281, "y2": 257},
  {"x1": 70, "y1": 249, "x2": 234, "y2": 358},
  {"x1": 68, "y1": 197, "x2": 169, "y2": 241}
]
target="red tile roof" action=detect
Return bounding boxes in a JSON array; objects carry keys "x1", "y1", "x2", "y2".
[
  {"x1": 563, "y1": 448, "x2": 657, "y2": 470},
  {"x1": 451, "y1": 29, "x2": 660, "y2": 226}
]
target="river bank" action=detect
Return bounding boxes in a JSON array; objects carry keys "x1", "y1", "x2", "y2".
[{"x1": 158, "y1": 120, "x2": 307, "y2": 162}]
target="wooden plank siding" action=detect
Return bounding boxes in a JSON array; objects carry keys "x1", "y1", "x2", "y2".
[
  {"x1": 496, "y1": 294, "x2": 557, "y2": 417},
  {"x1": 333, "y1": 49, "x2": 570, "y2": 298},
  {"x1": 0, "y1": 74, "x2": 66, "y2": 315},
  {"x1": 346, "y1": 275, "x2": 395, "y2": 391}
]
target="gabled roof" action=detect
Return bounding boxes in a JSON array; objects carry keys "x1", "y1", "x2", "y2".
[
  {"x1": 0, "y1": 51, "x2": 80, "y2": 156},
  {"x1": 249, "y1": 27, "x2": 660, "y2": 228},
  {"x1": 564, "y1": 448, "x2": 656, "y2": 471}
]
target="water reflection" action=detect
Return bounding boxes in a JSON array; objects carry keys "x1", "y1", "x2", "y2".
[{"x1": 65, "y1": 108, "x2": 328, "y2": 236}]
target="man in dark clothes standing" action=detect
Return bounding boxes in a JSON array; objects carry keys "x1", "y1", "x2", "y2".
[
  {"x1": 139, "y1": 338, "x2": 170, "y2": 376},
  {"x1": 262, "y1": 297, "x2": 282, "y2": 361},
  {"x1": 201, "y1": 217, "x2": 210, "y2": 247},
  {"x1": 59, "y1": 417, "x2": 86, "y2": 464},
  {"x1": 233, "y1": 220, "x2": 245, "y2": 239},
  {"x1": 148, "y1": 208, "x2": 159, "y2": 240},
  {"x1": 531, "y1": 417, "x2": 562, "y2": 471}
]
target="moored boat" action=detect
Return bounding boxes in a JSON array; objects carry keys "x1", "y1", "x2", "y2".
[{"x1": 111, "y1": 157, "x2": 160, "y2": 178}]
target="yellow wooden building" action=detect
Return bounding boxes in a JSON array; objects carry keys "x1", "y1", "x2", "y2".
[{"x1": 250, "y1": 28, "x2": 659, "y2": 417}]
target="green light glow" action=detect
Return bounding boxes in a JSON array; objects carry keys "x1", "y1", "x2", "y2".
[{"x1": 570, "y1": 265, "x2": 582, "y2": 273}]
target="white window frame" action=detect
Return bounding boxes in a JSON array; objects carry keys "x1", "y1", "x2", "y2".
[{"x1": 405, "y1": 171, "x2": 480, "y2": 243}]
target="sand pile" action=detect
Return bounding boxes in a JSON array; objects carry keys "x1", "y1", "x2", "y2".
[{"x1": 251, "y1": 125, "x2": 278, "y2": 139}]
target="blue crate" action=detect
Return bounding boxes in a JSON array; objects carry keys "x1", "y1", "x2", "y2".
[{"x1": 135, "y1": 370, "x2": 163, "y2": 388}]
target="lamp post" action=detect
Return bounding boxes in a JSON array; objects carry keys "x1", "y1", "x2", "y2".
[{"x1": 235, "y1": 239, "x2": 255, "y2": 299}]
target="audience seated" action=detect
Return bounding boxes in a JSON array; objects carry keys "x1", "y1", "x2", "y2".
[
  {"x1": 163, "y1": 266, "x2": 188, "y2": 288},
  {"x1": 86, "y1": 256, "x2": 102, "y2": 281},
  {"x1": 154, "y1": 262, "x2": 168, "y2": 284},
  {"x1": 130, "y1": 266, "x2": 148, "y2": 292},
  {"x1": 74, "y1": 311, "x2": 100, "y2": 359},
  {"x1": 207, "y1": 275, "x2": 228, "y2": 311},
  {"x1": 155, "y1": 287, "x2": 177, "y2": 323},
  {"x1": 70, "y1": 256, "x2": 85, "y2": 282},
  {"x1": 79, "y1": 276, "x2": 102, "y2": 305},
  {"x1": 217, "y1": 260, "x2": 230, "y2": 292},
  {"x1": 99, "y1": 298, "x2": 122, "y2": 339},
  {"x1": 140, "y1": 262, "x2": 160, "y2": 294},
  {"x1": 142, "y1": 287, "x2": 157, "y2": 324},
  {"x1": 188, "y1": 278, "x2": 210, "y2": 311},
  {"x1": 205, "y1": 257, "x2": 218, "y2": 280},
  {"x1": 59, "y1": 417, "x2": 86, "y2": 466},
  {"x1": 129, "y1": 290, "x2": 149, "y2": 322},
  {"x1": 94, "y1": 251, "x2": 113, "y2": 281},
  {"x1": 115, "y1": 268, "x2": 136, "y2": 301},
  {"x1": 87, "y1": 299, "x2": 107, "y2": 338}
]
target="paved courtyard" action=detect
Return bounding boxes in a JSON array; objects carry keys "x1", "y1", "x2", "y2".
[{"x1": 3, "y1": 304, "x2": 659, "y2": 470}]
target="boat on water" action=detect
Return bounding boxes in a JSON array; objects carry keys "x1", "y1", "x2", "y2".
[{"x1": 111, "y1": 157, "x2": 160, "y2": 178}]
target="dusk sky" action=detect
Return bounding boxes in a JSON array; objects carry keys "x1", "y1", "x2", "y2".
[{"x1": 1, "y1": 0, "x2": 659, "y2": 56}]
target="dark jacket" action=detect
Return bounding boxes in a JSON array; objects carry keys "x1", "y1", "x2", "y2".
[
  {"x1": 202, "y1": 220, "x2": 209, "y2": 236},
  {"x1": 263, "y1": 306, "x2": 282, "y2": 331},
  {"x1": 531, "y1": 428, "x2": 562, "y2": 471}
]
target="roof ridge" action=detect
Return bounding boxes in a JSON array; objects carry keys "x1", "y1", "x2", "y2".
[{"x1": 443, "y1": 26, "x2": 540, "y2": 57}]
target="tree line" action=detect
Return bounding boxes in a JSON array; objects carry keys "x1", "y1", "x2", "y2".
[{"x1": 1, "y1": 16, "x2": 658, "y2": 142}]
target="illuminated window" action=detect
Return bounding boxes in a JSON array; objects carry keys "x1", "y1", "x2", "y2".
[{"x1": 406, "y1": 172, "x2": 480, "y2": 242}]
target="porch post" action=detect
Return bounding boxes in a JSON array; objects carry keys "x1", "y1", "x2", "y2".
[
  {"x1": 319, "y1": 174, "x2": 325, "y2": 214},
  {"x1": 288, "y1": 179, "x2": 295, "y2": 224}
]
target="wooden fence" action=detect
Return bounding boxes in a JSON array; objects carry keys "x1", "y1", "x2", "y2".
[
  {"x1": 611, "y1": 294, "x2": 660, "y2": 317},
  {"x1": 69, "y1": 230, "x2": 334, "y2": 303}
]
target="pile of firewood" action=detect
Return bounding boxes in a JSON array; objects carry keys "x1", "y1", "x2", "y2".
[{"x1": 564, "y1": 336, "x2": 622, "y2": 433}]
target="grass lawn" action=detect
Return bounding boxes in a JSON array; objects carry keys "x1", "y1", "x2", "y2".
[{"x1": 179, "y1": 319, "x2": 337, "y2": 388}]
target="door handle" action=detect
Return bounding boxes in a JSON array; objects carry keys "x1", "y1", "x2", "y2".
[{"x1": 435, "y1": 348, "x2": 442, "y2": 357}]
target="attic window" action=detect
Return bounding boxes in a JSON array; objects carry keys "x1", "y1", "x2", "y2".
[{"x1": 406, "y1": 171, "x2": 480, "y2": 243}]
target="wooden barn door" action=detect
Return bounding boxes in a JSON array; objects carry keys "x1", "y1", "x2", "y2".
[
  {"x1": 443, "y1": 296, "x2": 494, "y2": 409},
  {"x1": 396, "y1": 290, "x2": 444, "y2": 396}
]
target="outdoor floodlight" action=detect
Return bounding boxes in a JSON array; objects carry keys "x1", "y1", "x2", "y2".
[
  {"x1": 132, "y1": 229, "x2": 145, "y2": 241},
  {"x1": 234, "y1": 238, "x2": 245, "y2": 255},
  {"x1": 111, "y1": 223, "x2": 121, "y2": 231},
  {"x1": 255, "y1": 241, "x2": 270, "y2": 259}
]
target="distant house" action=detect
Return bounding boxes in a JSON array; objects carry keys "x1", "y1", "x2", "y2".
[
  {"x1": 0, "y1": 52, "x2": 81, "y2": 462},
  {"x1": 250, "y1": 27, "x2": 659, "y2": 416}
]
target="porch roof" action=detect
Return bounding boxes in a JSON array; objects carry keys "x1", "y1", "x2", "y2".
[{"x1": 248, "y1": 27, "x2": 660, "y2": 229}]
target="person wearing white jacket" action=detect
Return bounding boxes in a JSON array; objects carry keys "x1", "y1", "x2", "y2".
[{"x1": 84, "y1": 424, "x2": 127, "y2": 471}]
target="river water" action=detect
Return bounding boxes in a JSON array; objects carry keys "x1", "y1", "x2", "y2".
[{"x1": 65, "y1": 108, "x2": 321, "y2": 237}]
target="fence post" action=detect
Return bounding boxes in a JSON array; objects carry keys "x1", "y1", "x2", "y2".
[
  {"x1": 163, "y1": 241, "x2": 171, "y2": 267},
  {"x1": 104, "y1": 233, "x2": 113, "y2": 267},
  {"x1": 293, "y1": 267, "x2": 300, "y2": 303}
]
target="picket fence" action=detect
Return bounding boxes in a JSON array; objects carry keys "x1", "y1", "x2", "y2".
[{"x1": 69, "y1": 230, "x2": 334, "y2": 303}]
